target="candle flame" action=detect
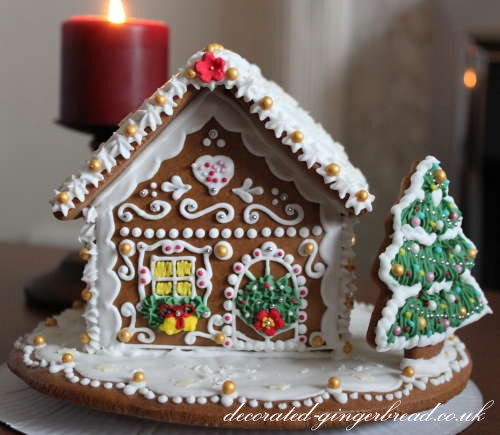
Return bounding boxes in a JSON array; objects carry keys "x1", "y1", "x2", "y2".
[{"x1": 107, "y1": 0, "x2": 126, "y2": 23}]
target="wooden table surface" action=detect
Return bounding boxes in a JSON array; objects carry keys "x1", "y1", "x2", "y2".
[{"x1": 0, "y1": 242, "x2": 498, "y2": 433}]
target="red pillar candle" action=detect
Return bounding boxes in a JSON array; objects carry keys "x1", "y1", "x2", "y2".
[{"x1": 60, "y1": 9, "x2": 168, "y2": 128}]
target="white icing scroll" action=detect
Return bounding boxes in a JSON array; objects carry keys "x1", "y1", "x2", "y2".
[
  {"x1": 231, "y1": 178, "x2": 264, "y2": 203},
  {"x1": 179, "y1": 198, "x2": 234, "y2": 223},
  {"x1": 117, "y1": 240, "x2": 136, "y2": 281},
  {"x1": 121, "y1": 302, "x2": 156, "y2": 344},
  {"x1": 118, "y1": 200, "x2": 171, "y2": 222},
  {"x1": 243, "y1": 203, "x2": 304, "y2": 226},
  {"x1": 298, "y1": 239, "x2": 326, "y2": 279},
  {"x1": 184, "y1": 314, "x2": 224, "y2": 345},
  {"x1": 160, "y1": 175, "x2": 191, "y2": 200}
]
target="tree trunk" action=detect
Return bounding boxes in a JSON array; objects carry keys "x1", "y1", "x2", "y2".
[{"x1": 404, "y1": 341, "x2": 444, "y2": 360}]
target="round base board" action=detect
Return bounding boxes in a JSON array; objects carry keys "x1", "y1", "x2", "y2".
[{"x1": 7, "y1": 348, "x2": 472, "y2": 430}]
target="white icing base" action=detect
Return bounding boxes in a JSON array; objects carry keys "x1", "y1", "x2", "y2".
[{"x1": 16, "y1": 303, "x2": 469, "y2": 409}]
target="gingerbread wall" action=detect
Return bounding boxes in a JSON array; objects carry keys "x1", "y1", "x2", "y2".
[{"x1": 111, "y1": 118, "x2": 333, "y2": 349}]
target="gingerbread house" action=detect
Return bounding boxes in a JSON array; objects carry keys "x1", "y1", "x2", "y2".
[{"x1": 51, "y1": 44, "x2": 374, "y2": 353}]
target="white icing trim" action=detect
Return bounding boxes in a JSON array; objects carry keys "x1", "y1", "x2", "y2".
[
  {"x1": 120, "y1": 302, "x2": 156, "y2": 344},
  {"x1": 231, "y1": 178, "x2": 264, "y2": 203},
  {"x1": 160, "y1": 175, "x2": 191, "y2": 200},
  {"x1": 178, "y1": 198, "x2": 235, "y2": 223},
  {"x1": 51, "y1": 48, "x2": 373, "y2": 216},
  {"x1": 298, "y1": 239, "x2": 326, "y2": 279}
]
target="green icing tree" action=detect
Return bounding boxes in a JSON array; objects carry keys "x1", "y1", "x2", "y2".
[{"x1": 375, "y1": 156, "x2": 490, "y2": 351}]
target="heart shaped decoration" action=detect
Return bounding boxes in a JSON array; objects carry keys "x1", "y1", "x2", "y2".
[{"x1": 191, "y1": 155, "x2": 235, "y2": 196}]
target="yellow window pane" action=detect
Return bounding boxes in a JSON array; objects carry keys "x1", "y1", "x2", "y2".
[
  {"x1": 156, "y1": 281, "x2": 173, "y2": 295},
  {"x1": 176, "y1": 281, "x2": 192, "y2": 296},
  {"x1": 176, "y1": 260, "x2": 192, "y2": 277},
  {"x1": 154, "y1": 261, "x2": 173, "y2": 278}
]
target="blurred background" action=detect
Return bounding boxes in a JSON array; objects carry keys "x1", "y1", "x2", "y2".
[{"x1": 0, "y1": 0, "x2": 498, "y2": 285}]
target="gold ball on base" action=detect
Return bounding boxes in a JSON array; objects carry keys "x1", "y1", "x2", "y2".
[
  {"x1": 290, "y1": 130, "x2": 304, "y2": 143},
  {"x1": 325, "y1": 163, "x2": 341, "y2": 177},
  {"x1": 433, "y1": 169, "x2": 447, "y2": 184},
  {"x1": 459, "y1": 307, "x2": 467, "y2": 316},
  {"x1": 185, "y1": 68, "x2": 197, "y2": 79},
  {"x1": 328, "y1": 376, "x2": 341, "y2": 389},
  {"x1": 343, "y1": 341, "x2": 353, "y2": 354},
  {"x1": 311, "y1": 336, "x2": 324, "y2": 347},
  {"x1": 391, "y1": 264, "x2": 404, "y2": 277},
  {"x1": 79, "y1": 247, "x2": 91, "y2": 261},
  {"x1": 303, "y1": 242, "x2": 315, "y2": 255},
  {"x1": 56, "y1": 191, "x2": 71, "y2": 204},
  {"x1": 214, "y1": 332, "x2": 226, "y2": 345},
  {"x1": 118, "y1": 328, "x2": 132, "y2": 343},
  {"x1": 222, "y1": 380, "x2": 236, "y2": 395},
  {"x1": 132, "y1": 371, "x2": 145, "y2": 383},
  {"x1": 402, "y1": 366, "x2": 415, "y2": 378},
  {"x1": 214, "y1": 244, "x2": 228, "y2": 258},
  {"x1": 80, "y1": 333, "x2": 90, "y2": 344},
  {"x1": 259, "y1": 96, "x2": 273, "y2": 110},
  {"x1": 355, "y1": 189, "x2": 369, "y2": 202},
  {"x1": 225, "y1": 67, "x2": 239, "y2": 81},
  {"x1": 204, "y1": 42, "x2": 224, "y2": 52},
  {"x1": 61, "y1": 353, "x2": 74, "y2": 364},
  {"x1": 467, "y1": 248, "x2": 477, "y2": 259},
  {"x1": 33, "y1": 335, "x2": 45, "y2": 346},
  {"x1": 88, "y1": 159, "x2": 102, "y2": 172}
]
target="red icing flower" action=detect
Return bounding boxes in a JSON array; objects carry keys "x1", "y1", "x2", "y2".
[
  {"x1": 254, "y1": 308, "x2": 285, "y2": 337},
  {"x1": 194, "y1": 52, "x2": 226, "y2": 83}
]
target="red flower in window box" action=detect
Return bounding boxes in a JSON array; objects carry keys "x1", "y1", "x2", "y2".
[
  {"x1": 254, "y1": 308, "x2": 285, "y2": 336},
  {"x1": 194, "y1": 52, "x2": 226, "y2": 83}
]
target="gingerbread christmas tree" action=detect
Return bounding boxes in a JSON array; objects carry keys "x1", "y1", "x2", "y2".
[{"x1": 369, "y1": 156, "x2": 491, "y2": 353}]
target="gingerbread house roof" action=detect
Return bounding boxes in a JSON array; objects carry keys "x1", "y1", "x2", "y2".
[{"x1": 51, "y1": 44, "x2": 374, "y2": 219}]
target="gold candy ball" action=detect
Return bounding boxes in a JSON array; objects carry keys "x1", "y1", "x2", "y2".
[
  {"x1": 391, "y1": 264, "x2": 404, "y2": 277},
  {"x1": 61, "y1": 353, "x2": 74, "y2": 364},
  {"x1": 132, "y1": 371, "x2": 145, "y2": 383},
  {"x1": 402, "y1": 366, "x2": 415, "y2": 378},
  {"x1": 325, "y1": 163, "x2": 341, "y2": 177},
  {"x1": 290, "y1": 130, "x2": 304, "y2": 143},
  {"x1": 125, "y1": 123, "x2": 138, "y2": 137},
  {"x1": 214, "y1": 244, "x2": 228, "y2": 258},
  {"x1": 214, "y1": 332, "x2": 226, "y2": 345},
  {"x1": 433, "y1": 169, "x2": 447, "y2": 184},
  {"x1": 417, "y1": 316, "x2": 427, "y2": 330},
  {"x1": 154, "y1": 93, "x2": 167, "y2": 106},
  {"x1": 81, "y1": 288, "x2": 92, "y2": 302},
  {"x1": 56, "y1": 191, "x2": 70, "y2": 205},
  {"x1": 45, "y1": 317, "x2": 58, "y2": 327},
  {"x1": 225, "y1": 67, "x2": 239, "y2": 81},
  {"x1": 259, "y1": 96, "x2": 273, "y2": 110},
  {"x1": 303, "y1": 242, "x2": 315, "y2": 255},
  {"x1": 459, "y1": 307, "x2": 467, "y2": 316},
  {"x1": 33, "y1": 335, "x2": 45, "y2": 346},
  {"x1": 343, "y1": 341, "x2": 353, "y2": 354},
  {"x1": 80, "y1": 332, "x2": 90, "y2": 344},
  {"x1": 79, "y1": 247, "x2": 91, "y2": 261},
  {"x1": 351, "y1": 235, "x2": 357, "y2": 247},
  {"x1": 328, "y1": 376, "x2": 341, "y2": 389},
  {"x1": 467, "y1": 248, "x2": 477, "y2": 259},
  {"x1": 222, "y1": 380, "x2": 236, "y2": 395},
  {"x1": 88, "y1": 159, "x2": 102, "y2": 172},
  {"x1": 118, "y1": 328, "x2": 132, "y2": 343},
  {"x1": 311, "y1": 336, "x2": 324, "y2": 347},
  {"x1": 119, "y1": 242, "x2": 133, "y2": 256},
  {"x1": 185, "y1": 67, "x2": 197, "y2": 79},
  {"x1": 72, "y1": 299, "x2": 83, "y2": 309},
  {"x1": 204, "y1": 42, "x2": 224, "y2": 52},
  {"x1": 355, "y1": 189, "x2": 369, "y2": 202}
]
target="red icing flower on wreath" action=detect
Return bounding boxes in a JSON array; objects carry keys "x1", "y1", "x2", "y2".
[
  {"x1": 254, "y1": 308, "x2": 285, "y2": 337},
  {"x1": 194, "y1": 52, "x2": 226, "y2": 83}
]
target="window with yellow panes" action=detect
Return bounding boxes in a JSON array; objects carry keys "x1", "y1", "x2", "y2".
[{"x1": 150, "y1": 256, "x2": 196, "y2": 297}]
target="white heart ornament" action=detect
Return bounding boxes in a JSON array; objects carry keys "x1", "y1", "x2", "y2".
[{"x1": 191, "y1": 155, "x2": 235, "y2": 196}]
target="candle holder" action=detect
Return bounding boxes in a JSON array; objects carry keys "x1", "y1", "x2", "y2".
[{"x1": 24, "y1": 125, "x2": 115, "y2": 310}]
